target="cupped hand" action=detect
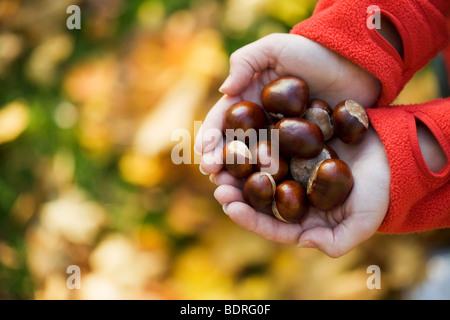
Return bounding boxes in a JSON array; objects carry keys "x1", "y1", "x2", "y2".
[
  {"x1": 195, "y1": 33, "x2": 381, "y2": 156},
  {"x1": 212, "y1": 127, "x2": 390, "y2": 258},
  {"x1": 195, "y1": 33, "x2": 390, "y2": 257}
]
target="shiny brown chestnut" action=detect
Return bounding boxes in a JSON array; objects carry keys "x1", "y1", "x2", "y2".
[
  {"x1": 290, "y1": 145, "x2": 339, "y2": 187},
  {"x1": 243, "y1": 171, "x2": 276, "y2": 211},
  {"x1": 332, "y1": 100, "x2": 369, "y2": 144},
  {"x1": 223, "y1": 101, "x2": 267, "y2": 141},
  {"x1": 272, "y1": 180, "x2": 308, "y2": 224},
  {"x1": 307, "y1": 99, "x2": 332, "y2": 115},
  {"x1": 223, "y1": 140, "x2": 253, "y2": 179},
  {"x1": 274, "y1": 118, "x2": 324, "y2": 158},
  {"x1": 304, "y1": 99, "x2": 334, "y2": 141},
  {"x1": 250, "y1": 140, "x2": 289, "y2": 183},
  {"x1": 261, "y1": 76, "x2": 309, "y2": 118},
  {"x1": 307, "y1": 159, "x2": 354, "y2": 211}
]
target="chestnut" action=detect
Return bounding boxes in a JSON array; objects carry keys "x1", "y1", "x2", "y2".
[
  {"x1": 261, "y1": 76, "x2": 309, "y2": 118},
  {"x1": 223, "y1": 140, "x2": 253, "y2": 179},
  {"x1": 307, "y1": 99, "x2": 332, "y2": 115},
  {"x1": 250, "y1": 140, "x2": 289, "y2": 183},
  {"x1": 223, "y1": 101, "x2": 267, "y2": 142},
  {"x1": 306, "y1": 159, "x2": 354, "y2": 211},
  {"x1": 272, "y1": 180, "x2": 308, "y2": 224},
  {"x1": 304, "y1": 99, "x2": 334, "y2": 141},
  {"x1": 243, "y1": 171, "x2": 276, "y2": 211},
  {"x1": 332, "y1": 100, "x2": 369, "y2": 144},
  {"x1": 265, "y1": 112, "x2": 280, "y2": 131},
  {"x1": 274, "y1": 118, "x2": 324, "y2": 158},
  {"x1": 323, "y1": 144, "x2": 339, "y2": 159},
  {"x1": 290, "y1": 145, "x2": 339, "y2": 187}
]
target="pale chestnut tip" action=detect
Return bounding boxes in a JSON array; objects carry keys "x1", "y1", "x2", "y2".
[
  {"x1": 306, "y1": 158, "x2": 354, "y2": 211},
  {"x1": 271, "y1": 201, "x2": 289, "y2": 224},
  {"x1": 332, "y1": 100, "x2": 369, "y2": 145},
  {"x1": 242, "y1": 171, "x2": 276, "y2": 211},
  {"x1": 223, "y1": 140, "x2": 253, "y2": 179}
]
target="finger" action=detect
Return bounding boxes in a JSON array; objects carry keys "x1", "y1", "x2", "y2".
[
  {"x1": 225, "y1": 201, "x2": 303, "y2": 244},
  {"x1": 298, "y1": 210, "x2": 380, "y2": 258},
  {"x1": 213, "y1": 184, "x2": 245, "y2": 205},
  {"x1": 213, "y1": 170, "x2": 245, "y2": 189},
  {"x1": 194, "y1": 95, "x2": 241, "y2": 154},
  {"x1": 199, "y1": 138, "x2": 225, "y2": 174},
  {"x1": 220, "y1": 34, "x2": 280, "y2": 96}
]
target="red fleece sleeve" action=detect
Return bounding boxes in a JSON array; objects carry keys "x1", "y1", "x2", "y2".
[
  {"x1": 291, "y1": 0, "x2": 450, "y2": 107},
  {"x1": 290, "y1": 1, "x2": 450, "y2": 233},
  {"x1": 367, "y1": 101, "x2": 450, "y2": 233}
]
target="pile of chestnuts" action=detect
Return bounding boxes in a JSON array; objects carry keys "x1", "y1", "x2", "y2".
[{"x1": 221, "y1": 76, "x2": 369, "y2": 224}]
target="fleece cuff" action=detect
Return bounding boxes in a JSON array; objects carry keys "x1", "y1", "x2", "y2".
[
  {"x1": 367, "y1": 100, "x2": 450, "y2": 233},
  {"x1": 291, "y1": 0, "x2": 448, "y2": 108}
]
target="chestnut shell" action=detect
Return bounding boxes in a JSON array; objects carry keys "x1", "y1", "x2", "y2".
[
  {"x1": 332, "y1": 100, "x2": 369, "y2": 144},
  {"x1": 304, "y1": 99, "x2": 334, "y2": 141},
  {"x1": 223, "y1": 101, "x2": 267, "y2": 141},
  {"x1": 261, "y1": 76, "x2": 309, "y2": 118},
  {"x1": 243, "y1": 172, "x2": 276, "y2": 211},
  {"x1": 251, "y1": 140, "x2": 289, "y2": 183},
  {"x1": 272, "y1": 180, "x2": 308, "y2": 224},
  {"x1": 274, "y1": 118, "x2": 324, "y2": 158},
  {"x1": 307, "y1": 99, "x2": 332, "y2": 115},
  {"x1": 290, "y1": 145, "x2": 339, "y2": 187},
  {"x1": 307, "y1": 159, "x2": 354, "y2": 211},
  {"x1": 223, "y1": 140, "x2": 253, "y2": 179}
]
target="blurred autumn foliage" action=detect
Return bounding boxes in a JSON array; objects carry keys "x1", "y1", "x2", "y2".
[{"x1": 1, "y1": 0, "x2": 450, "y2": 300}]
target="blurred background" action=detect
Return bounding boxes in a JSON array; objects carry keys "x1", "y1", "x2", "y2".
[{"x1": 1, "y1": 0, "x2": 450, "y2": 300}]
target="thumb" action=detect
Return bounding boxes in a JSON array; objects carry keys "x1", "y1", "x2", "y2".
[
  {"x1": 219, "y1": 34, "x2": 280, "y2": 96},
  {"x1": 298, "y1": 211, "x2": 380, "y2": 258}
]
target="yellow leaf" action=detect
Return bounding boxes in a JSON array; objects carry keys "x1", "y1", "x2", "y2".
[
  {"x1": 119, "y1": 151, "x2": 163, "y2": 187},
  {"x1": 133, "y1": 74, "x2": 209, "y2": 157},
  {"x1": 0, "y1": 100, "x2": 29, "y2": 144}
]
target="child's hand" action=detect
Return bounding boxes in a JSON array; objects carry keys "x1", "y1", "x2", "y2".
[
  {"x1": 195, "y1": 33, "x2": 381, "y2": 156},
  {"x1": 195, "y1": 33, "x2": 390, "y2": 257},
  {"x1": 220, "y1": 33, "x2": 381, "y2": 108},
  {"x1": 212, "y1": 127, "x2": 390, "y2": 258}
]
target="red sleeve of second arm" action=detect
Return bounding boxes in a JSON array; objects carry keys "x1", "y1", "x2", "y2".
[
  {"x1": 290, "y1": 0, "x2": 450, "y2": 233},
  {"x1": 367, "y1": 101, "x2": 450, "y2": 233},
  {"x1": 290, "y1": 0, "x2": 449, "y2": 108}
]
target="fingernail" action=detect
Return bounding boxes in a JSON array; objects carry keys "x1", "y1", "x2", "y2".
[
  {"x1": 222, "y1": 203, "x2": 228, "y2": 214},
  {"x1": 199, "y1": 164, "x2": 208, "y2": 175},
  {"x1": 297, "y1": 240, "x2": 312, "y2": 248},
  {"x1": 219, "y1": 75, "x2": 231, "y2": 93},
  {"x1": 194, "y1": 144, "x2": 202, "y2": 155},
  {"x1": 209, "y1": 175, "x2": 218, "y2": 185}
]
